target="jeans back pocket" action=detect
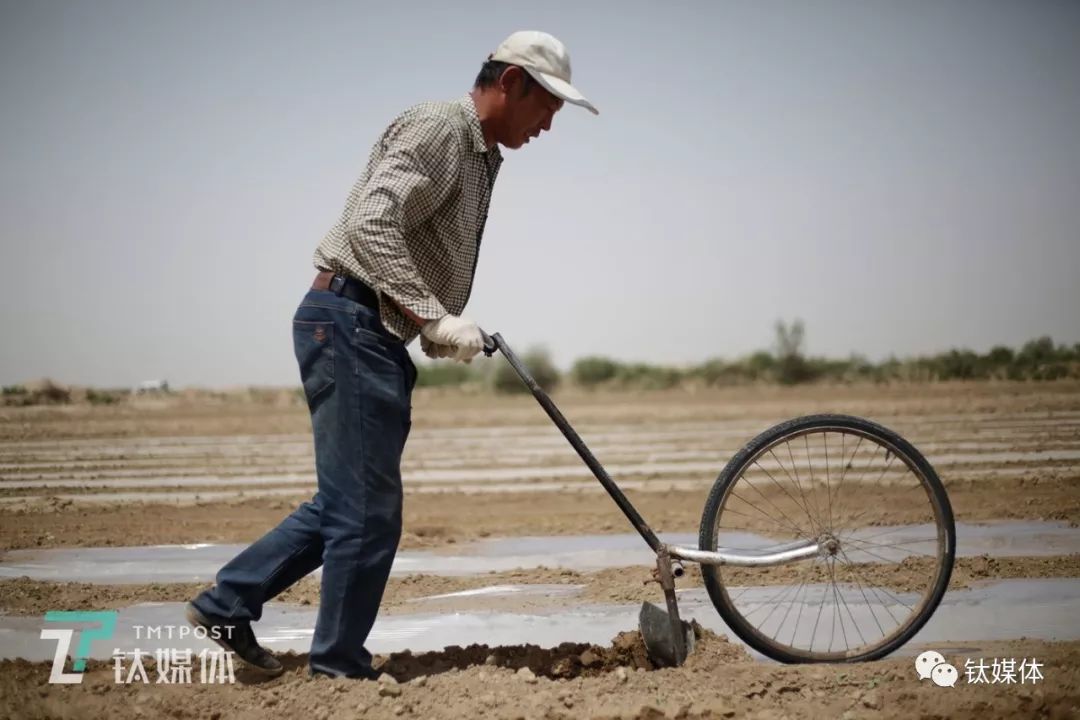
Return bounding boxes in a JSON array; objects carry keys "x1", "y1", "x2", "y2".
[{"x1": 293, "y1": 320, "x2": 335, "y2": 408}]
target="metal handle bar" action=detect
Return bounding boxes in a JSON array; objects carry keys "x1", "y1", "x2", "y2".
[
  {"x1": 475, "y1": 328, "x2": 662, "y2": 552},
  {"x1": 480, "y1": 330, "x2": 498, "y2": 357}
]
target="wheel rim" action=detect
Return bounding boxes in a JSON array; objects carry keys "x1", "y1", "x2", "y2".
[{"x1": 706, "y1": 424, "x2": 952, "y2": 661}]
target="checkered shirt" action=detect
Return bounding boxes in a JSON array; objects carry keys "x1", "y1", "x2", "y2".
[{"x1": 313, "y1": 95, "x2": 503, "y2": 343}]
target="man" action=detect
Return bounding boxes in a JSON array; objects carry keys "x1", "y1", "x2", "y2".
[{"x1": 185, "y1": 30, "x2": 596, "y2": 679}]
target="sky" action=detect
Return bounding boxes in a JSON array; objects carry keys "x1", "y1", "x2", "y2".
[{"x1": 1, "y1": 0, "x2": 1078, "y2": 388}]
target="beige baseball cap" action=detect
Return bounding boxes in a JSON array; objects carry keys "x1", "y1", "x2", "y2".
[{"x1": 489, "y1": 30, "x2": 598, "y2": 115}]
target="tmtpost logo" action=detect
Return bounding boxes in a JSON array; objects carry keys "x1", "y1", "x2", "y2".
[{"x1": 39, "y1": 611, "x2": 118, "y2": 684}]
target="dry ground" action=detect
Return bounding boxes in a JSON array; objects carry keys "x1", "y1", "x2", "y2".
[
  {"x1": 1, "y1": 382, "x2": 1078, "y2": 719},
  {"x1": 0, "y1": 631, "x2": 1076, "y2": 720},
  {"x1": 1, "y1": 554, "x2": 1079, "y2": 618},
  {"x1": 1, "y1": 475, "x2": 1077, "y2": 553}
]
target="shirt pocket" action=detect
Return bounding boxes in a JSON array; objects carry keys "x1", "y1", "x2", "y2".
[{"x1": 293, "y1": 320, "x2": 335, "y2": 408}]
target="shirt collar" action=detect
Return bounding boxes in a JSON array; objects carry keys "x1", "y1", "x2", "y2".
[{"x1": 458, "y1": 94, "x2": 499, "y2": 157}]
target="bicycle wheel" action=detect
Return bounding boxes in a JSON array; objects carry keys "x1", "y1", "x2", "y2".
[{"x1": 698, "y1": 414, "x2": 954, "y2": 663}]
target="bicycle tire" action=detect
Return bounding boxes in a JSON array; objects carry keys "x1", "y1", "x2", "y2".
[{"x1": 698, "y1": 414, "x2": 955, "y2": 663}]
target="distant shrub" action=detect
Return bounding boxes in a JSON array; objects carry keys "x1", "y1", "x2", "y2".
[
  {"x1": 694, "y1": 359, "x2": 744, "y2": 387},
  {"x1": 32, "y1": 381, "x2": 70, "y2": 405},
  {"x1": 571, "y1": 356, "x2": 619, "y2": 387},
  {"x1": 415, "y1": 362, "x2": 477, "y2": 388},
  {"x1": 493, "y1": 347, "x2": 560, "y2": 394},
  {"x1": 562, "y1": 330, "x2": 1079, "y2": 389},
  {"x1": 2, "y1": 380, "x2": 71, "y2": 406},
  {"x1": 613, "y1": 363, "x2": 683, "y2": 390},
  {"x1": 744, "y1": 351, "x2": 777, "y2": 381},
  {"x1": 86, "y1": 389, "x2": 123, "y2": 405},
  {"x1": 986, "y1": 345, "x2": 1015, "y2": 366}
]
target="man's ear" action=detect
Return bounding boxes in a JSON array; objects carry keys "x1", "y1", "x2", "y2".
[{"x1": 498, "y1": 65, "x2": 528, "y2": 96}]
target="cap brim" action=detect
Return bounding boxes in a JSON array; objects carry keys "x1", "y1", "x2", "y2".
[{"x1": 523, "y1": 68, "x2": 598, "y2": 115}]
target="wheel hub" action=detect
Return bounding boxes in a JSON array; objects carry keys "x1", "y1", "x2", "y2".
[{"x1": 818, "y1": 533, "x2": 841, "y2": 557}]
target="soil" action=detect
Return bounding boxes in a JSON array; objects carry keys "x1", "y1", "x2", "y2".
[
  {"x1": 2, "y1": 382, "x2": 1079, "y2": 719},
  {"x1": 1, "y1": 475, "x2": 1077, "y2": 553},
  {"x1": 0, "y1": 630, "x2": 1076, "y2": 719},
  {"x1": 1, "y1": 554, "x2": 1078, "y2": 617}
]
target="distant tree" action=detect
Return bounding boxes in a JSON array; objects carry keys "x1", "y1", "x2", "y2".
[
  {"x1": 939, "y1": 349, "x2": 980, "y2": 380},
  {"x1": 774, "y1": 319, "x2": 812, "y2": 384},
  {"x1": 986, "y1": 345, "x2": 1015, "y2": 370},
  {"x1": 1016, "y1": 336, "x2": 1068, "y2": 380},
  {"x1": 1018, "y1": 336, "x2": 1056, "y2": 365}
]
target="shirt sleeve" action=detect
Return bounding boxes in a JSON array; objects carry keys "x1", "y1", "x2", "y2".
[{"x1": 344, "y1": 114, "x2": 460, "y2": 322}]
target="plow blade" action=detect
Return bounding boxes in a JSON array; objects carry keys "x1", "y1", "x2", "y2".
[{"x1": 638, "y1": 601, "x2": 695, "y2": 667}]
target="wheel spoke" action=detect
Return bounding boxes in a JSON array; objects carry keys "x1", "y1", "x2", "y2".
[
  {"x1": 834, "y1": 546, "x2": 909, "y2": 625},
  {"x1": 787, "y1": 562, "x2": 815, "y2": 647},
  {"x1": 841, "y1": 536, "x2": 941, "y2": 560},
  {"x1": 710, "y1": 420, "x2": 953, "y2": 662},
  {"x1": 832, "y1": 449, "x2": 899, "y2": 531},
  {"x1": 823, "y1": 433, "x2": 834, "y2": 531},
  {"x1": 772, "y1": 557, "x2": 820, "y2": 643},
  {"x1": 726, "y1": 487, "x2": 808, "y2": 537},
  {"x1": 827, "y1": 436, "x2": 871, "y2": 528},
  {"x1": 750, "y1": 459, "x2": 816, "y2": 535},
  {"x1": 836, "y1": 545, "x2": 886, "y2": 640},
  {"x1": 804, "y1": 434, "x2": 826, "y2": 533},
  {"x1": 845, "y1": 525, "x2": 938, "y2": 544},
  {"x1": 829, "y1": 557, "x2": 867, "y2": 648},
  {"x1": 784, "y1": 439, "x2": 820, "y2": 536},
  {"x1": 764, "y1": 449, "x2": 820, "y2": 534},
  {"x1": 809, "y1": 568, "x2": 827, "y2": 654},
  {"x1": 742, "y1": 576, "x2": 808, "y2": 623},
  {"x1": 833, "y1": 544, "x2": 902, "y2": 626}
]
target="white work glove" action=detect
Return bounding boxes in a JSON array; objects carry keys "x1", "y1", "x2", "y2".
[
  {"x1": 420, "y1": 314, "x2": 484, "y2": 363},
  {"x1": 420, "y1": 335, "x2": 456, "y2": 360}
]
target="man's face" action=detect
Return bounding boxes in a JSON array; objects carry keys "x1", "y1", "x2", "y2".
[{"x1": 497, "y1": 68, "x2": 563, "y2": 149}]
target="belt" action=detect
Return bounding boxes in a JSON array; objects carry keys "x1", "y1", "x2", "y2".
[{"x1": 312, "y1": 270, "x2": 380, "y2": 310}]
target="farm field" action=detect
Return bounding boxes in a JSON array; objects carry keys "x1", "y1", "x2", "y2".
[{"x1": 1, "y1": 381, "x2": 1078, "y2": 719}]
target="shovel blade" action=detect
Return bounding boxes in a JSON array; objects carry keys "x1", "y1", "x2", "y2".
[{"x1": 638, "y1": 601, "x2": 695, "y2": 667}]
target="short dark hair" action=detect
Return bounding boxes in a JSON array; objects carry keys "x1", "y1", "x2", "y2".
[{"x1": 474, "y1": 59, "x2": 536, "y2": 93}]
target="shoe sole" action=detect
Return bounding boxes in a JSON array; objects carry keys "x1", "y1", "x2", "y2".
[{"x1": 184, "y1": 603, "x2": 284, "y2": 678}]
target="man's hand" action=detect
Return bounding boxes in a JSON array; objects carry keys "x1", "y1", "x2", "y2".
[
  {"x1": 421, "y1": 314, "x2": 483, "y2": 362},
  {"x1": 421, "y1": 336, "x2": 457, "y2": 360}
]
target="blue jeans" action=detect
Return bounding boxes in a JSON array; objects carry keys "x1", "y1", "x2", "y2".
[{"x1": 191, "y1": 288, "x2": 417, "y2": 678}]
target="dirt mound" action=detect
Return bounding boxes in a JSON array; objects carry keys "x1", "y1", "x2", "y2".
[{"x1": 370, "y1": 627, "x2": 742, "y2": 682}]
